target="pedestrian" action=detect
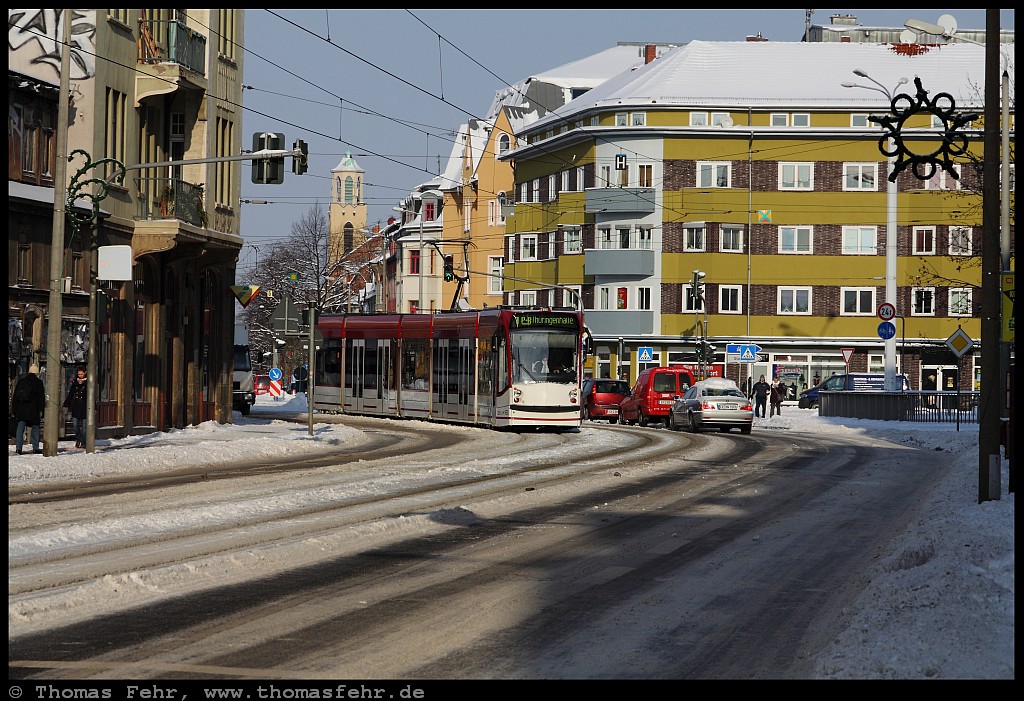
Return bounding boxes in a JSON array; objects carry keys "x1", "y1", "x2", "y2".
[
  {"x1": 789, "y1": 380, "x2": 799, "y2": 401},
  {"x1": 63, "y1": 365, "x2": 88, "y2": 448},
  {"x1": 11, "y1": 363, "x2": 45, "y2": 454},
  {"x1": 812, "y1": 373, "x2": 821, "y2": 387},
  {"x1": 770, "y1": 376, "x2": 786, "y2": 417},
  {"x1": 750, "y1": 374, "x2": 771, "y2": 418}
]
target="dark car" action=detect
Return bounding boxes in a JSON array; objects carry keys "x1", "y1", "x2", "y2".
[
  {"x1": 668, "y1": 377, "x2": 753, "y2": 434},
  {"x1": 581, "y1": 378, "x2": 631, "y2": 423},
  {"x1": 798, "y1": 373, "x2": 910, "y2": 408}
]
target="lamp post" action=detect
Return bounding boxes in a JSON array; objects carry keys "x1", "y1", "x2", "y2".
[{"x1": 842, "y1": 71, "x2": 909, "y2": 392}]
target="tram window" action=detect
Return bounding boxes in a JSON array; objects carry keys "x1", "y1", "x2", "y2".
[
  {"x1": 365, "y1": 339, "x2": 378, "y2": 391},
  {"x1": 402, "y1": 339, "x2": 429, "y2": 390},
  {"x1": 344, "y1": 338, "x2": 354, "y2": 390},
  {"x1": 321, "y1": 339, "x2": 341, "y2": 386}
]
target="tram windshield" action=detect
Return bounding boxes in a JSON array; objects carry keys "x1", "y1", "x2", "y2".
[{"x1": 510, "y1": 329, "x2": 578, "y2": 384}]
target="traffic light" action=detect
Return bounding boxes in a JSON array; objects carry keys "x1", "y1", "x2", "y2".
[
  {"x1": 292, "y1": 139, "x2": 308, "y2": 175},
  {"x1": 251, "y1": 132, "x2": 285, "y2": 184},
  {"x1": 703, "y1": 340, "x2": 717, "y2": 363},
  {"x1": 443, "y1": 254, "x2": 455, "y2": 282},
  {"x1": 690, "y1": 270, "x2": 706, "y2": 309}
]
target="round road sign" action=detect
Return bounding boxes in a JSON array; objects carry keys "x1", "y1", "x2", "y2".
[
  {"x1": 268, "y1": 367, "x2": 283, "y2": 381},
  {"x1": 877, "y1": 321, "x2": 896, "y2": 340},
  {"x1": 878, "y1": 302, "x2": 896, "y2": 321}
]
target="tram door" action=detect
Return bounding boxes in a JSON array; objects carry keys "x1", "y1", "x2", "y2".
[
  {"x1": 433, "y1": 339, "x2": 473, "y2": 422},
  {"x1": 346, "y1": 338, "x2": 364, "y2": 413},
  {"x1": 379, "y1": 340, "x2": 396, "y2": 414}
]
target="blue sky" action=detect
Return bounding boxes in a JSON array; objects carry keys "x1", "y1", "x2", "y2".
[{"x1": 237, "y1": 9, "x2": 1012, "y2": 275}]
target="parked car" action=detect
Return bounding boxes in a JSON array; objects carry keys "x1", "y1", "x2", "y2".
[
  {"x1": 798, "y1": 373, "x2": 910, "y2": 409},
  {"x1": 668, "y1": 377, "x2": 753, "y2": 434},
  {"x1": 581, "y1": 378, "x2": 632, "y2": 423},
  {"x1": 619, "y1": 367, "x2": 694, "y2": 427},
  {"x1": 253, "y1": 375, "x2": 271, "y2": 396}
]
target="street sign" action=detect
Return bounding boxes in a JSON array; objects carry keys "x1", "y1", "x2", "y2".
[
  {"x1": 841, "y1": 347, "x2": 855, "y2": 364},
  {"x1": 268, "y1": 367, "x2": 283, "y2": 382},
  {"x1": 269, "y1": 379, "x2": 282, "y2": 397},
  {"x1": 877, "y1": 302, "x2": 896, "y2": 321},
  {"x1": 637, "y1": 346, "x2": 654, "y2": 362},
  {"x1": 230, "y1": 285, "x2": 261, "y2": 308},
  {"x1": 945, "y1": 327, "x2": 974, "y2": 358},
  {"x1": 270, "y1": 296, "x2": 303, "y2": 336},
  {"x1": 726, "y1": 343, "x2": 761, "y2": 362},
  {"x1": 877, "y1": 321, "x2": 896, "y2": 340},
  {"x1": 1002, "y1": 271, "x2": 1015, "y2": 343}
]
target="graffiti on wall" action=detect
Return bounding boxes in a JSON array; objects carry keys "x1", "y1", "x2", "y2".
[{"x1": 9, "y1": 9, "x2": 96, "y2": 80}]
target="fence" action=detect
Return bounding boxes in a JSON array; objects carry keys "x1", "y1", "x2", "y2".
[{"x1": 819, "y1": 390, "x2": 981, "y2": 424}]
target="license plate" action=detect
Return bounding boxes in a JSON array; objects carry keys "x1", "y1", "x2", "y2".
[
  {"x1": 719, "y1": 404, "x2": 738, "y2": 410},
  {"x1": 607, "y1": 408, "x2": 618, "y2": 414},
  {"x1": 659, "y1": 399, "x2": 674, "y2": 405}
]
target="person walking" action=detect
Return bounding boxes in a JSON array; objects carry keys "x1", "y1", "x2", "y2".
[
  {"x1": 770, "y1": 376, "x2": 786, "y2": 417},
  {"x1": 11, "y1": 363, "x2": 45, "y2": 454},
  {"x1": 63, "y1": 365, "x2": 88, "y2": 448},
  {"x1": 750, "y1": 374, "x2": 770, "y2": 418}
]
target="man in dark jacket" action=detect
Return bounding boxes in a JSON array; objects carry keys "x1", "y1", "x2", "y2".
[
  {"x1": 63, "y1": 365, "x2": 88, "y2": 448},
  {"x1": 750, "y1": 374, "x2": 770, "y2": 418},
  {"x1": 12, "y1": 363, "x2": 45, "y2": 454}
]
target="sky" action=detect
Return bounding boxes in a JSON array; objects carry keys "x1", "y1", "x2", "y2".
[
  {"x1": 236, "y1": 8, "x2": 1014, "y2": 274},
  {"x1": 9, "y1": 393, "x2": 1013, "y2": 679}
]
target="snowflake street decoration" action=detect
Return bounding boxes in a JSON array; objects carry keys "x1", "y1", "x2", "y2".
[{"x1": 869, "y1": 76, "x2": 978, "y2": 183}]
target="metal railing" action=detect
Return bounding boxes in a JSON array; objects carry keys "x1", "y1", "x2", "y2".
[
  {"x1": 138, "y1": 18, "x2": 207, "y2": 75},
  {"x1": 819, "y1": 390, "x2": 981, "y2": 424},
  {"x1": 135, "y1": 177, "x2": 206, "y2": 227}
]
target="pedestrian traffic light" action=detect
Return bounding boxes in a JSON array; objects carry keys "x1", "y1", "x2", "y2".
[
  {"x1": 443, "y1": 254, "x2": 455, "y2": 282},
  {"x1": 251, "y1": 132, "x2": 285, "y2": 184},
  {"x1": 292, "y1": 138, "x2": 308, "y2": 175}
]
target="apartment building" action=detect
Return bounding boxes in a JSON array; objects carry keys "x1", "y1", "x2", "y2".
[
  {"x1": 9, "y1": 9, "x2": 246, "y2": 436},
  {"x1": 500, "y1": 40, "x2": 1013, "y2": 394}
]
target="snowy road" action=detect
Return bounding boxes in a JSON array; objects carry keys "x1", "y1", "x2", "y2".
[{"x1": 10, "y1": 419, "x2": 948, "y2": 680}]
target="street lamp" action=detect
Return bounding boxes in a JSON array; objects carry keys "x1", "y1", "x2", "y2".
[{"x1": 842, "y1": 70, "x2": 909, "y2": 392}]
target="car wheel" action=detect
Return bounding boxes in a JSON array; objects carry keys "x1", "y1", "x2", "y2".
[
  {"x1": 688, "y1": 413, "x2": 700, "y2": 433},
  {"x1": 720, "y1": 427, "x2": 731, "y2": 433},
  {"x1": 609, "y1": 415, "x2": 619, "y2": 424},
  {"x1": 638, "y1": 409, "x2": 649, "y2": 427},
  {"x1": 667, "y1": 412, "x2": 677, "y2": 431},
  {"x1": 741, "y1": 426, "x2": 752, "y2": 434}
]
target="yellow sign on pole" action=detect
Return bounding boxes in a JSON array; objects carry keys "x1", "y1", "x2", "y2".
[
  {"x1": 230, "y1": 285, "x2": 261, "y2": 308},
  {"x1": 1002, "y1": 271, "x2": 1014, "y2": 343}
]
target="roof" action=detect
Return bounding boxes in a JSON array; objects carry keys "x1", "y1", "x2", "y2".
[{"x1": 530, "y1": 40, "x2": 1009, "y2": 130}]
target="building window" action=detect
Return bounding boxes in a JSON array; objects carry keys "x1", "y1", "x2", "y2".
[
  {"x1": 561, "y1": 169, "x2": 569, "y2": 192},
  {"x1": 496, "y1": 192, "x2": 507, "y2": 225},
  {"x1": 217, "y1": 9, "x2": 237, "y2": 60},
  {"x1": 562, "y1": 286, "x2": 580, "y2": 309},
  {"x1": 842, "y1": 226, "x2": 877, "y2": 255},
  {"x1": 851, "y1": 113, "x2": 870, "y2": 127},
  {"x1": 520, "y1": 234, "x2": 538, "y2": 260},
  {"x1": 576, "y1": 166, "x2": 585, "y2": 191},
  {"x1": 409, "y1": 249, "x2": 420, "y2": 275},
  {"x1": 617, "y1": 227, "x2": 631, "y2": 249},
  {"x1": 104, "y1": 88, "x2": 126, "y2": 180},
  {"x1": 17, "y1": 241, "x2": 31, "y2": 284},
  {"x1": 690, "y1": 112, "x2": 708, "y2": 126},
  {"x1": 770, "y1": 113, "x2": 788, "y2": 127},
  {"x1": 683, "y1": 225, "x2": 706, "y2": 252},
  {"x1": 720, "y1": 285, "x2": 742, "y2": 314},
  {"x1": 599, "y1": 164, "x2": 612, "y2": 187},
  {"x1": 841, "y1": 287, "x2": 875, "y2": 315},
  {"x1": 779, "y1": 162, "x2": 813, "y2": 190},
  {"x1": 615, "y1": 112, "x2": 629, "y2": 126},
  {"x1": 844, "y1": 163, "x2": 877, "y2": 190},
  {"x1": 637, "y1": 287, "x2": 652, "y2": 310},
  {"x1": 912, "y1": 287, "x2": 935, "y2": 316},
  {"x1": 922, "y1": 164, "x2": 962, "y2": 190},
  {"x1": 531, "y1": 179, "x2": 540, "y2": 202},
  {"x1": 519, "y1": 182, "x2": 528, "y2": 203},
  {"x1": 949, "y1": 226, "x2": 972, "y2": 255},
  {"x1": 548, "y1": 174, "x2": 557, "y2": 202},
  {"x1": 721, "y1": 225, "x2": 744, "y2": 253},
  {"x1": 792, "y1": 113, "x2": 810, "y2": 127},
  {"x1": 779, "y1": 287, "x2": 811, "y2": 314},
  {"x1": 949, "y1": 288, "x2": 973, "y2": 317},
  {"x1": 506, "y1": 236, "x2": 515, "y2": 263},
  {"x1": 631, "y1": 112, "x2": 646, "y2": 127},
  {"x1": 598, "y1": 286, "x2": 611, "y2": 310},
  {"x1": 488, "y1": 200, "x2": 496, "y2": 226},
  {"x1": 215, "y1": 117, "x2": 235, "y2": 207},
  {"x1": 637, "y1": 226, "x2": 653, "y2": 250},
  {"x1": 711, "y1": 112, "x2": 731, "y2": 126},
  {"x1": 638, "y1": 163, "x2": 653, "y2": 188},
  {"x1": 488, "y1": 256, "x2": 503, "y2": 294},
  {"x1": 779, "y1": 226, "x2": 813, "y2": 254},
  {"x1": 597, "y1": 227, "x2": 613, "y2": 250},
  {"x1": 912, "y1": 226, "x2": 936, "y2": 255},
  {"x1": 697, "y1": 161, "x2": 731, "y2": 188},
  {"x1": 683, "y1": 283, "x2": 705, "y2": 313},
  {"x1": 590, "y1": 115, "x2": 600, "y2": 127},
  {"x1": 344, "y1": 176, "x2": 354, "y2": 204},
  {"x1": 563, "y1": 226, "x2": 582, "y2": 254},
  {"x1": 497, "y1": 133, "x2": 510, "y2": 155},
  {"x1": 616, "y1": 287, "x2": 629, "y2": 310},
  {"x1": 423, "y1": 200, "x2": 436, "y2": 222}
]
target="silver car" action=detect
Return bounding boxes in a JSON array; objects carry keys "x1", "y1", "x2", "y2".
[{"x1": 667, "y1": 378, "x2": 754, "y2": 434}]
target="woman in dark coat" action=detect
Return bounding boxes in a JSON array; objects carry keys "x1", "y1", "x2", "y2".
[
  {"x1": 12, "y1": 363, "x2": 45, "y2": 454},
  {"x1": 63, "y1": 365, "x2": 88, "y2": 448}
]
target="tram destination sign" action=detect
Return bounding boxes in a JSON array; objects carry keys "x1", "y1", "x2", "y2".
[{"x1": 511, "y1": 313, "x2": 579, "y2": 330}]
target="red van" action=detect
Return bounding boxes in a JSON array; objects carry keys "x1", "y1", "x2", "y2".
[{"x1": 619, "y1": 367, "x2": 694, "y2": 427}]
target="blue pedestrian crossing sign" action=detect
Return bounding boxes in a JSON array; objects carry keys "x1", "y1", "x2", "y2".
[
  {"x1": 638, "y1": 346, "x2": 654, "y2": 362},
  {"x1": 726, "y1": 343, "x2": 761, "y2": 362}
]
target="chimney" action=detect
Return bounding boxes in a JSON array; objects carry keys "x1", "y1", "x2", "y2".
[
  {"x1": 645, "y1": 44, "x2": 657, "y2": 64},
  {"x1": 745, "y1": 32, "x2": 769, "y2": 42}
]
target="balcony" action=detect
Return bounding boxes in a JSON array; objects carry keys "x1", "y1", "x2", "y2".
[
  {"x1": 135, "y1": 177, "x2": 207, "y2": 227},
  {"x1": 136, "y1": 18, "x2": 208, "y2": 103},
  {"x1": 584, "y1": 248, "x2": 655, "y2": 277},
  {"x1": 585, "y1": 187, "x2": 656, "y2": 214}
]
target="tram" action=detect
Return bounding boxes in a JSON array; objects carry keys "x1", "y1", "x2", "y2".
[{"x1": 313, "y1": 307, "x2": 589, "y2": 430}]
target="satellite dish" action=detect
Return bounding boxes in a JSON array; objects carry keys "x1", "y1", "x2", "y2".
[
  {"x1": 937, "y1": 14, "x2": 958, "y2": 36},
  {"x1": 720, "y1": 116, "x2": 734, "y2": 128},
  {"x1": 900, "y1": 28, "x2": 918, "y2": 44}
]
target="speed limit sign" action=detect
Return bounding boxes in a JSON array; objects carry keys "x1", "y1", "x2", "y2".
[{"x1": 878, "y1": 302, "x2": 896, "y2": 321}]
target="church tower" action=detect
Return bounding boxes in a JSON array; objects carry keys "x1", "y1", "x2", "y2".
[{"x1": 328, "y1": 151, "x2": 367, "y2": 267}]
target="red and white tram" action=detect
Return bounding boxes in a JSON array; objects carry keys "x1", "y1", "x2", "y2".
[{"x1": 313, "y1": 307, "x2": 590, "y2": 430}]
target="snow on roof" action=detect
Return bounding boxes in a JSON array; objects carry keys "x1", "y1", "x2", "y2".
[{"x1": 531, "y1": 40, "x2": 1008, "y2": 130}]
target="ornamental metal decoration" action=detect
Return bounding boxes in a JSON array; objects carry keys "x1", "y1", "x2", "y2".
[
  {"x1": 66, "y1": 148, "x2": 126, "y2": 234},
  {"x1": 868, "y1": 76, "x2": 978, "y2": 183}
]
